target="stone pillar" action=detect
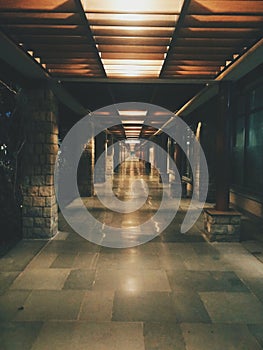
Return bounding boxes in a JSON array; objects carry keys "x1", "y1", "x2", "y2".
[
  {"x1": 106, "y1": 134, "x2": 114, "y2": 176},
  {"x1": 156, "y1": 133, "x2": 169, "y2": 183},
  {"x1": 21, "y1": 87, "x2": 58, "y2": 238},
  {"x1": 113, "y1": 140, "x2": 120, "y2": 173},
  {"x1": 94, "y1": 131, "x2": 106, "y2": 183},
  {"x1": 77, "y1": 138, "x2": 94, "y2": 197}
]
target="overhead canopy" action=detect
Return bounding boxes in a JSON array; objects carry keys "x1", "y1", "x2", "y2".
[{"x1": 0, "y1": 0, "x2": 263, "y2": 81}]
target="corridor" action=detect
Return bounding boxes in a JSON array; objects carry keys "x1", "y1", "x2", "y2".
[{"x1": 1, "y1": 159, "x2": 263, "y2": 349}]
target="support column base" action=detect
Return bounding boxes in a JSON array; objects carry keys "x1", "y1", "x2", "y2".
[{"x1": 203, "y1": 208, "x2": 242, "y2": 242}]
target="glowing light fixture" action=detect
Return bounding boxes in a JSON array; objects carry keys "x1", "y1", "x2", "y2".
[
  {"x1": 125, "y1": 140, "x2": 140, "y2": 144},
  {"x1": 82, "y1": 0, "x2": 185, "y2": 78},
  {"x1": 118, "y1": 110, "x2": 147, "y2": 117}
]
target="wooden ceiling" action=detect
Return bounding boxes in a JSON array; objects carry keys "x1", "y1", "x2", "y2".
[{"x1": 0, "y1": 0, "x2": 263, "y2": 81}]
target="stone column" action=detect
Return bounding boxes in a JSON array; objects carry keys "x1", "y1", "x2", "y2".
[
  {"x1": 21, "y1": 87, "x2": 58, "y2": 238},
  {"x1": 106, "y1": 134, "x2": 114, "y2": 176},
  {"x1": 77, "y1": 138, "x2": 94, "y2": 197},
  {"x1": 113, "y1": 140, "x2": 120, "y2": 173},
  {"x1": 94, "y1": 131, "x2": 106, "y2": 183}
]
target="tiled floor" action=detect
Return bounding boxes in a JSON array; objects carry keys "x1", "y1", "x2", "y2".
[{"x1": 1, "y1": 160, "x2": 263, "y2": 349}]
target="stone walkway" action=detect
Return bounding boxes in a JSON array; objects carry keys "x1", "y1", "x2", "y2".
[{"x1": 1, "y1": 161, "x2": 263, "y2": 349}]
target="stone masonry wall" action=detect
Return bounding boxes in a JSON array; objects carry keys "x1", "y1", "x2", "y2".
[
  {"x1": 21, "y1": 88, "x2": 58, "y2": 238},
  {"x1": 78, "y1": 138, "x2": 94, "y2": 197}
]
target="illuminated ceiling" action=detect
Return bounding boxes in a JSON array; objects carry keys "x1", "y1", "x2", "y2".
[{"x1": 0, "y1": 0, "x2": 262, "y2": 80}]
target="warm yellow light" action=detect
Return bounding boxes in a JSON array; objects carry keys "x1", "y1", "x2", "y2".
[
  {"x1": 122, "y1": 120, "x2": 145, "y2": 124},
  {"x1": 82, "y1": 0, "x2": 185, "y2": 14},
  {"x1": 124, "y1": 126, "x2": 142, "y2": 129},
  {"x1": 105, "y1": 66, "x2": 162, "y2": 71},
  {"x1": 118, "y1": 110, "x2": 147, "y2": 117},
  {"x1": 102, "y1": 59, "x2": 164, "y2": 66}
]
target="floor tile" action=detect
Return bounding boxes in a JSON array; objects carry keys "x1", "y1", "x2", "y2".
[
  {"x1": 31, "y1": 321, "x2": 144, "y2": 350},
  {"x1": 183, "y1": 255, "x2": 230, "y2": 271},
  {"x1": 158, "y1": 254, "x2": 186, "y2": 270},
  {"x1": 25, "y1": 252, "x2": 57, "y2": 269},
  {"x1": 10, "y1": 269, "x2": 70, "y2": 290},
  {"x1": 144, "y1": 322, "x2": 186, "y2": 350},
  {"x1": 0, "y1": 271, "x2": 20, "y2": 295},
  {"x1": 171, "y1": 292, "x2": 211, "y2": 323},
  {"x1": 112, "y1": 291, "x2": 177, "y2": 322},
  {"x1": 0, "y1": 290, "x2": 31, "y2": 321},
  {"x1": 78, "y1": 291, "x2": 114, "y2": 321},
  {"x1": 241, "y1": 277, "x2": 263, "y2": 302},
  {"x1": 200, "y1": 292, "x2": 263, "y2": 323},
  {"x1": 166, "y1": 270, "x2": 249, "y2": 292},
  {"x1": 141, "y1": 269, "x2": 171, "y2": 291},
  {"x1": 0, "y1": 240, "x2": 46, "y2": 272},
  {"x1": 63, "y1": 269, "x2": 96, "y2": 290},
  {"x1": 94, "y1": 268, "x2": 170, "y2": 292},
  {"x1": 50, "y1": 253, "x2": 78, "y2": 268},
  {"x1": 0, "y1": 321, "x2": 43, "y2": 350},
  {"x1": 97, "y1": 252, "x2": 161, "y2": 270},
  {"x1": 181, "y1": 323, "x2": 262, "y2": 350},
  {"x1": 247, "y1": 324, "x2": 263, "y2": 348},
  {"x1": 14, "y1": 290, "x2": 85, "y2": 321},
  {"x1": 73, "y1": 252, "x2": 99, "y2": 269},
  {"x1": 94, "y1": 269, "x2": 143, "y2": 292}
]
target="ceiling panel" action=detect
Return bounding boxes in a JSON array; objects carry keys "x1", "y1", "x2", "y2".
[{"x1": 83, "y1": 0, "x2": 185, "y2": 78}]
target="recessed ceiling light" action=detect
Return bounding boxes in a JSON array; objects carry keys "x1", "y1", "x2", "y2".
[{"x1": 118, "y1": 110, "x2": 147, "y2": 117}]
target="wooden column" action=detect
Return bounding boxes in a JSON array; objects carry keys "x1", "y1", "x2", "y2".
[{"x1": 215, "y1": 82, "x2": 232, "y2": 211}]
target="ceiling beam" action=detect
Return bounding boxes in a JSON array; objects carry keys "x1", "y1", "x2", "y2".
[
  {"x1": 160, "y1": 0, "x2": 191, "y2": 77},
  {"x1": 74, "y1": 0, "x2": 106, "y2": 77},
  {"x1": 0, "y1": 30, "x2": 87, "y2": 115},
  {"x1": 177, "y1": 38, "x2": 263, "y2": 117},
  {"x1": 59, "y1": 77, "x2": 212, "y2": 84}
]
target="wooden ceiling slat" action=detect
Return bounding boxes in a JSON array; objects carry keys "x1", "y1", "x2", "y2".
[
  {"x1": 91, "y1": 27, "x2": 174, "y2": 38},
  {"x1": 169, "y1": 53, "x2": 228, "y2": 60},
  {"x1": 40, "y1": 52, "x2": 99, "y2": 58},
  {"x1": 51, "y1": 72, "x2": 105, "y2": 77},
  {"x1": 165, "y1": 65, "x2": 220, "y2": 71},
  {"x1": 13, "y1": 35, "x2": 91, "y2": 44},
  {"x1": 180, "y1": 27, "x2": 262, "y2": 38},
  {"x1": 87, "y1": 18, "x2": 177, "y2": 27},
  {"x1": 163, "y1": 71, "x2": 217, "y2": 79},
  {"x1": 101, "y1": 52, "x2": 165, "y2": 60},
  {"x1": 175, "y1": 37, "x2": 255, "y2": 47},
  {"x1": 0, "y1": 0, "x2": 77, "y2": 12},
  {"x1": 47, "y1": 64, "x2": 99, "y2": 69},
  {"x1": 98, "y1": 45, "x2": 167, "y2": 53},
  {"x1": 188, "y1": 1, "x2": 263, "y2": 15},
  {"x1": 171, "y1": 47, "x2": 236, "y2": 54},
  {"x1": 95, "y1": 36, "x2": 171, "y2": 46},
  {"x1": 49, "y1": 69, "x2": 102, "y2": 73},
  {"x1": 166, "y1": 59, "x2": 224, "y2": 66},
  {"x1": 43, "y1": 58, "x2": 100, "y2": 64},
  {"x1": 184, "y1": 15, "x2": 263, "y2": 28},
  {"x1": 30, "y1": 44, "x2": 95, "y2": 51},
  {"x1": 0, "y1": 12, "x2": 81, "y2": 25},
  {"x1": 3, "y1": 25, "x2": 87, "y2": 35}
]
